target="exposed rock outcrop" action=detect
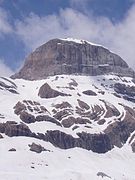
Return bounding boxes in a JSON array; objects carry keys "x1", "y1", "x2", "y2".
[
  {"x1": 77, "y1": 99, "x2": 90, "y2": 110},
  {"x1": 1, "y1": 103, "x2": 135, "y2": 154},
  {"x1": 100, "y1": 100, "x2": 120, "y2": 118},
  {"x1": 114, "y1": 83, "x2": 135, "y2": 97},
  {"x1": 114, "y1": 82, "x2": 135, "y2": 102},
  {"x1": 0, "y1": 133, "x2": 3, "y2": 138},
  {"x1": 35, "y1": 115, "x2": 61, "y2": 126},
  {"x1": 82, "y1": 90, "x2": 97, "y2": 96},
  {"x1": 8, "y1": 148, "x2": 16, "y2": 152},
  {"x1": 11, "y1": 38, "x2": 134, "y2": 80},
  {"x1": 14, "y1": 101, "x2": 26, "y2": 115},
  {"x1": 131, "y1": 141, "x2": 135, "y2": 152},
  {"x1": 97, "y1": 172, "x2": 111, "y2": 179},
  {"x1": 38, "y1": 83, "x2": 71, "y2": 98},
  {"x1": 97, "y1": 119, "x2": 106, "y2": 125},
  {"x1": 14, "y1": 104, "x2": 61, "y2": 126},
  {"x1": 53, "y1": 109, "x2": 73, "y2": 121},
  {"x1": 0, "y1": 121, "x2": 33, "y2": 137},
  {"x1": 20, "y1": 111, "x2": 35, "y2": 123},
  {"x1": 104, "y1": 105, "x2": 135, "y2": 148},
  {"x1": 43, "y1": 130, "x2": 112, "y2": 153},
  {"x1": 0, "y1": 120, "x2": 112, "y2": 153},
  {"x1": 14, "y1": 100, "x2": 49, "y2": 115},
  {"x1": 62, "y1": 116, "x2": 90, "y2": 128},
  {"x1": 29, "y1": 142, "x2": 48, "y2": 153},
  {"x1": 54, "y1": 102, "x2": 72, "y2": 109},
  {"x1": 0, "y1": 77, "x2": 18, "y2": 94}
]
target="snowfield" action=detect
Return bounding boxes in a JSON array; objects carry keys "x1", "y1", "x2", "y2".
[
  {"x1": 0, "y1": 74, "x2": 135, "y2": 180},
  {"x1": 0, "y1": 136, "x2": 135, "y2": 180}
]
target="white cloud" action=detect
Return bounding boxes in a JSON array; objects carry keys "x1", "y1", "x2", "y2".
[
  {"x1": 15, "y1": 9, "x2": 110, "y2": 49},
  {"x1": 0, "y1": 8, "x2": 13, "y2": 77},
  {"x1": 15, "y1": 6, "x2": 135, "y2": 70},
  {"x1": 0, "y1": 59, "x2": 13, "y2": 77},
  {"x1": 0, "y1": 7, "x2": 12, "y2": 36}
]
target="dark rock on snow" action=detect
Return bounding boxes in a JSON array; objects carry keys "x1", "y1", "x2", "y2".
[
  {"x1": 0, "y1": 133, "x2": 3, "y2": 138},
  {"x1": 8, "y1": 148, "x2": 16, "y2": 152},
  {"x1": 97, "y1": 172, "x2": 111, "y2": 179},
  {"x1": 0, "y1": 121, "x2": 33, "y2": 137},
  {"x1": 82, "y1": 90, "x2": 97, "y2": 96},
  {"x1": 131, "y1": 141, "x2": 135, "y2": 152},
  {"x1": 114, "y1": 83, "x2": 135, "y2": 97},
  {"x1": 38, "y1": 83, "x2": 71, "y2": 98},
  {"x1": 29, "y1": 142, "x2": 49, "y2": 153}
]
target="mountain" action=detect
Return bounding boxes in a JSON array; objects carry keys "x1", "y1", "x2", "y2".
[
  {"x1": 11, "y1": 38, "x2": 134, "y2": 80},
  {"x1": 1, "y1": 38, "x2": 135, "y2": 180}
]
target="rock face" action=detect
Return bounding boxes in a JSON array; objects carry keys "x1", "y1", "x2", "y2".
[
  {"x1": 104, "y1": 105, "x2": 135, "y2": 148},
  {"x1": 114, "y1": 83, "x2": 135, "y2": 102},
  {"x1": 114, "y1": 83, "x2": 135, "y2": 97},
  {"x1": 0, "y1": 77, "x2": 18, "y2": 94},
  {"x1": 43, "y1": 130, "x2": 112, "y2": 153},
  {"x1": 0, "y1": 121, "x2": 33, "y2": 137},
  {"x1": 14, "y1": 101, "x2": 61, "y2": 126},
  {"x1": 11, "y1": 38, "x2": 134, "y2": 80}
]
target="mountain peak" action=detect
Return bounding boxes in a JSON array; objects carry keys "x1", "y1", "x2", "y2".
[
  {"x1": 11, "y1": 38, "x2": 134, "y2": 80},
  {"x1": 60, "y1": 37, "x2": 104, "y2": 46}
]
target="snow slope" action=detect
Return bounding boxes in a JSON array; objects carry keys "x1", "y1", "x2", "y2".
[
  {"x1": 0, "y1": 74, "x2": 135, "y2": 180},
  {"x1": 0, "y1": 136, "x2": 135, "y2": 180}
]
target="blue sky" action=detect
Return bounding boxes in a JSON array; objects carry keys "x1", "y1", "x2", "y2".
[{"x1": 0, "y1": 0, "x2": 135, "y2": 76}]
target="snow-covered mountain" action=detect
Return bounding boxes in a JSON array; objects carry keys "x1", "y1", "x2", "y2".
[{"x1": 1, "y1": 38, "x2": 135, "y2": 180}]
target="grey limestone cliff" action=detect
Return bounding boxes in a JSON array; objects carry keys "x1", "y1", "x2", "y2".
[{"x1": 11, "y1": 38, "x2": 134, "y2": 80}]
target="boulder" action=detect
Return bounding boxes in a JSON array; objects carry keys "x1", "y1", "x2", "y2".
[
  {"x1": 29, "y1": 143, "x2": 46, "y2": 153},
  {"x1": 38, "y1": 83, "x2": 71, "y2": 98},
  {"x1": 82, "y1": 90, "x2": 97, "y2": 96},
  {"x1": 8, "y1": 148, "x2": 16, "y2": 152}
]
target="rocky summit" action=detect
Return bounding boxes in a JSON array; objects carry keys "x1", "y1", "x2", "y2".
[
  {"x1": 1, "y1": 38, "x2": 135, "y2": 180},
  {"x1": 11, "y1": 38, "x2": 134, "y2": 80}
]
